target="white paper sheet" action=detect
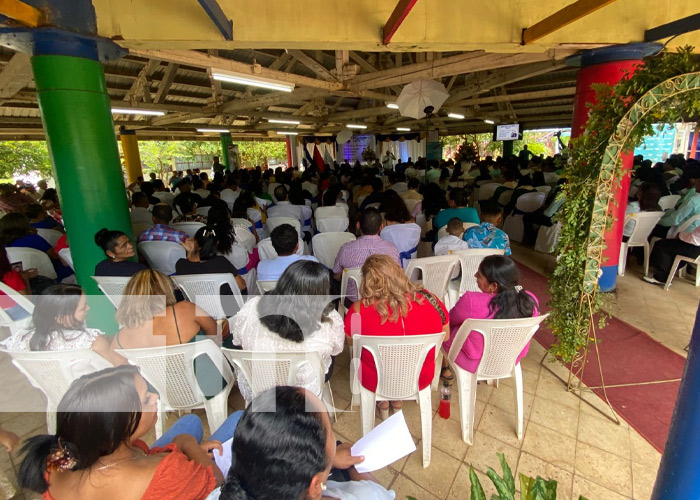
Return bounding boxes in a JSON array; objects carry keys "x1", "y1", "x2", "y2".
[
  {"x1": 213, "y1": 437, "x2": 234, "y2": 476},
  {"x1": 350, "y1": 410, "x2": 416, "y2": 473}
]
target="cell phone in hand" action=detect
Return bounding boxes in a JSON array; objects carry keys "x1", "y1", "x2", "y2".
[{"x1": 10, "y1": 262, "x2": 22, "y2": 273}]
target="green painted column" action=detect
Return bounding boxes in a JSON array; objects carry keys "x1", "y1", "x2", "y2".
[
  {"x1": 32, "y1": 54, "x2": 131, "y2": 334},
  {"x1": 220, "y1": 132, "x2": 233, "y2": 169},
  {"x1": 502, "y1": 140, "x2": 514, "y2": 159}
]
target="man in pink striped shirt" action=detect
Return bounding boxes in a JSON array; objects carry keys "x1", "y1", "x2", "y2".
[
  {"x1": 644, "y1": 225, "x2": 700, "y2": 285},
  {"x1": 333, "y1": 208, "x2": 400, "y2": 301}
]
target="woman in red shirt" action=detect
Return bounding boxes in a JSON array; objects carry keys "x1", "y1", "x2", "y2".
[
  {"x1": 344, "y1": 254, "x2": 449, "y2": 418},
  {"x1": 0, "y1": 244, "x2": 35, "y2": 320},
  {"x1": 17, "y1": 365, "x2": 241, "y2": 500}
]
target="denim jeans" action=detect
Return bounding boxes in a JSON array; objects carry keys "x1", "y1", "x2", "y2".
[{"x1": 151, "y1": 411, "x2": 244, "y2": 449}]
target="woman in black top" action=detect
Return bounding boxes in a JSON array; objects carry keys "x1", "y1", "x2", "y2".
[
  {"x1": 176, "y1": 226, "x2": 247, "y2": 296},
  {"x1": 94, "y1": 228, "x2": 148, "y2": 277}
]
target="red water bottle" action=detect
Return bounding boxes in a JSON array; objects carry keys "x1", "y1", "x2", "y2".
[{"x1": 439, "y1": 381, "x2": 451, "y2": 419}]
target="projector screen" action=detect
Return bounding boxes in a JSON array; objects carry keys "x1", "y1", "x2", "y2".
[{"x1": 496, "y1": 123, "x2": 520, "y2": 141}]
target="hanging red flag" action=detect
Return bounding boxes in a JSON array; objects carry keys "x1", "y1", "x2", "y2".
[{"x1": 313, "y1": 144, "x2": 326, "y2": 172}]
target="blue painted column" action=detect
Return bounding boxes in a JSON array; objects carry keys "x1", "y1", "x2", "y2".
[{"x1": 651, "y1": 299, "x2": 700, "y2": 498}]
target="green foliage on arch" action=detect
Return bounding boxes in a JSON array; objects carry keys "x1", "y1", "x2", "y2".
[{"x1": 548, "y1": 47, "x2": 700, "y2": 362}]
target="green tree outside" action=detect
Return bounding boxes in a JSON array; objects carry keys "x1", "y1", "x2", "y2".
[{"x1": 0, "y1": 141, "x2": 52, "y2": 181}]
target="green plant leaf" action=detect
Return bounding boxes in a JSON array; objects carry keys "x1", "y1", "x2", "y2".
[
  {"x1": 486, "y1": 466, "x2": 514, "y2": 500},
  {"x1": 469, "y1": 466, "x2": 487, "y2": 500},
  {"x1": 519, "y1": 473, "x2": 536, "y2": 500},
  {"x1": 498, "y1": 452, "x2": 516, "y2": 494}
]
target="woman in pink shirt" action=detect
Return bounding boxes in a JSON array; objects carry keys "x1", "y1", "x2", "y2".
[{"x1": 442, "y1": 255, "x2": 538, "y2": 377}]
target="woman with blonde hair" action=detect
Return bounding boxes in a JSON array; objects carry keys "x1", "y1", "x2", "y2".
[
  {"x1": 109, "y1": 269, "x2": 222, "y2": 352},
  {"x1": 344, "y1": 254, "x2": 449, "y2": 418}
]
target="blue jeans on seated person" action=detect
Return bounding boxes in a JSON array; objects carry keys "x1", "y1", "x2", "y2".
[{"x1": 152, "y1": 411, "x2": 244, "y2": 449}]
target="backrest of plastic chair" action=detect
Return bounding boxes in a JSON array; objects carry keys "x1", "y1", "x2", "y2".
[
  {"x1": 6, "y1": 247, "x2": 57, "y2": 279},
  {"x1": 352, "y1": 333, "x2": 443, "y2": 399},
  {"x1": 221, "y1": 190, "x2": 240, "y2": 205},
  {"x1": 676, "y1": 213, "x2": 700, "y2": 234},
  {"x1": 137, "y1": 241, "x2": 186, "y2": 276},
  {"x1": 315, "y1": 206, "x2": 346, "y2": 219},
  {"x1": 404, "y1": 198, "x2": 420, "y2": 214},
  {"x1": 658, "y1": 195, "x2": 680, "y2": 211},
  {"x1": 172, "y1": 222, "x2": 206, "y2": 238},
  {"x1": 221, "y1": 349, "x2": 324, "y2": 399},
  {"x1": 3, "y1": 348, "x2": 112, "y2": 408},
  {"x1": 452, "y1": 248, "x2": 506, "y2": 293},
  {"x1": 36, "y1": 228, "x2": 62, "y2": 247},
  {"x1": 196, "y1": 207, "x2": 210, "y2": 216},
  {"x1": 405, "y1": 255, "x2": 459, "y2": 300},
  {"x1": 256, "y1": 280, "x2": 277, "y2": 293},
  {"x1": 92, "y1": 276, "x2": 131, "y2": 308},
  {"x1": 268, "y1": 183, "x2": 281, "y2": 202},
  {"x1": 233, "y1": 226, "x2": 256, "y2": 253},
  {"x1": 257, "y1": 237, "x2": 305, "y2": 260},
  {"x1": 515, "y1": 192, "x2": 546, "y2": 212},
  {"x1": 625, "y1": 211, "x2": 665, "y2": 246},
  {"x1": 380, "y1": 223, "x2": 421, "y2": 266},
  {"x1": 447, "y1": 315, "x2": 547, "y2": 379},
  {"x1": 317, "y1": 217, "x2": 349, "y2": 233},
  {"x1": 153, "y1": 191, "x2": 175, "y2": 206},
  {"x1": 267, "y1": 216, "x2": 301, "y2": 235},
  {"x1": 0, "y1": 280, "x2": 35, "y2": 314},
  {"x1": 231, "y1": 218, "x2": 254, "y2": 233},
  {"x1": 339, "y1": 268, "x2": 362, "y2": 316},
  {"x1": 496, "y1": 189, "x2": 513, "y2": 206},
  {"x1": 478, "y1": 183, "x2": 501, "y2": 200},
  {"x1": 312, "y1": 232, "x2": 356, "y2": 268},
  {"x1": 58, "y1": 248, "x2": 73, "y2": 270},
  {"x1": 171, "y1": 273, "x2": 243, "y2": 319},
  {"x1": 116, "y1": 340, "x2": 232, "y2": 409},
  {"x1": 535, "y1": 186, "x2": 552, "y2": 197}
]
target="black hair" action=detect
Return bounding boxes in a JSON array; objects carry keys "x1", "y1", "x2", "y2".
[
  {"x1": 322, "y1": 188, "x2": 338, "y2": 207},
  {"x1": 131, "y1": 192, "x2": 148, "y2": 206},
  {"x1": 174, "y1": 192, "x2": 197, "y2": 216},
  {"x1": 24, "y1": 203, "x2": 44, "y2": 220},
  {"x1": 94, "y1": 228, "x2": 127, "y2": 255},
  {"x1": 273, "y1": 184, "x2": 288, "y2": 202},
  {"x1": 18, "y1": 366, "x2": 143, "y2": 493},
  {"x1": 0, "y1": 212, "x2": 32, "y2": 246},
  {"x1": 0, "y1": 245, "x2": 12, "y2": 277},
  {"x1": 140, "y1": 181, "x2": 155, "y2": 197},
  {"x1": 153, "y1": 179, "x2": 165, "y2": 190},
  {"x1": 192, "y1": 177, "x2": 203, "y2": 190},
  {"x1": 450, "y1": 187, "x2": 469, "y2": 207},
  {"x1": 638, "y1": 182, "x2": 661, "y2": 212},
  {"x1": 479, "y1": 256, "x2": 535, "y2": 320},
  {"x1": 194, "y1": 226, "x2": 219, "y2": 261},
  {"x1": 480, "y1": 200, "x2": 503, "y2": 218},
  {"x1": 359, "y1": 207, "x2": 383, "y2": 235},
  {"x1": 27, "y1": 284, "x2": 87, "y2": 351},
  {"x1": 208, "y1": 204, "x2": 235, "y2": 255},
  {"x1": 408, "y1": 178, "x2": 420, "y2": 190},
  {"x1": 151, "y1": 204, "x2": 173, "y2": 223},
  {"x1": 532, "y1": 172, "x2": 546, "y2": 187},
  {"x1": 422, "y1": 184, "x2": 448, "y2": 219},
  {"x1": 447, "y1": 217, "x2": 464, "y2": 234},
  {"x1": 270, "y1": 224, "x2": 298, "y2": 256},
  {"x1": 371, "y1": 178, "x2": 383, "y2": 192},
  {"x1": 220, "y1": 386, "x2": 328, "y2": 499},
  {"x1": 381, "y1": 190, "x2": 411, "y2": 224},
  {"x1": 40, "y1": 188, "x2": 59, "y2": 204},
  {"x1": 258, "y1": 260, "x2": 333, "y2": 342}
]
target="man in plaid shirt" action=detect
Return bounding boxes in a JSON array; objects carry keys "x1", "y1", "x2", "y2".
[{"x1": 138, "y1": 204, "x2": 187, "y2": 244}]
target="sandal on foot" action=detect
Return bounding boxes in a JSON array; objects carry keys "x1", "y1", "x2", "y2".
[{"x1": 440, "y1": 366, "x2": 454, "y2": 381}]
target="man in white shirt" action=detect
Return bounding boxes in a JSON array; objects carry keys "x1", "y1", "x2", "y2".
[
  {"x1": 435, "y1": 218, "x2": 470, "y2": 256},
  {"x1": 267, "y1": 185, "x2": 304, "y2": 226},
  {"x1": 388, "y1": 172, "x2": 408, "y2": 194},
  {"x1": 130, "y1": 192, "x2": 153, "y2": 226},
  {"x1": 644, "y1": 224, "x2": 700, "y2": 285},
  {"x1": 257, "y1": 224, "x2": 317, "y2": 281}
]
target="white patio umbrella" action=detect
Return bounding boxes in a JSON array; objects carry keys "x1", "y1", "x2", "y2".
[
  {"x1": 336, "y1": 129, "x2": 353, "y2": 144},
  {"x1": 396, "y1": 79, "x2": 450, "y2": 120}
]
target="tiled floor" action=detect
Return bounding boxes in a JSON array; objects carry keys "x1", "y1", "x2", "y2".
[{"x1": 1, "y1": 244, "x2": 697, "y2": 499}]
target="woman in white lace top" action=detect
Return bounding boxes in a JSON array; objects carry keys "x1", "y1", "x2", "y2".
[
  {"x1": 231, "y1": 261, "x2": 344, "y2": 402},
  {"x1": 1, "y1": 284, "x2": 123, "y2": 366}
]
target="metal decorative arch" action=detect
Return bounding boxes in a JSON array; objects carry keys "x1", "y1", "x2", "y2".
[{"x1": 570, "y1": 71, "x2": 700, "y2": 390}]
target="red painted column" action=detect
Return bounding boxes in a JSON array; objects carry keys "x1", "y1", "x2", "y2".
[
  {"x1": 568, "y1": 43, "x2": 661, "y2": 291},
  {"x1": 285, "y1": 136, "x2": 293, "y2": 168},
  {"x1": 690, "y1": 131, "x2": 698, "y2": 160}
]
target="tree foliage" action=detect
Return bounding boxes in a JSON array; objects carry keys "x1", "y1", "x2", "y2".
[
  {"x1": 238, "y1": 141, "x2": 287, "y2": 167},
  {"x1": 549, "y1": 47, "x2": 700, "y2": 362},
  {"x1": 0, "y1": 141, "x2": 52, "y2": 180}
]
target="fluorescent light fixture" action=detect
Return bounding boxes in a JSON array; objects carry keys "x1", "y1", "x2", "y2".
[
  {"x1": 386, "y1": 103, "x2": 399, "y2": 109},
  {"x1": 267, "y1": 118, "x2": 301, "y2": 125},
  {"x1": 346, "y1": 124, "x2": 367, "y2": 129},
  {"x1": 276, "y1": 131, "x2": 298, "y2": 135},
  {"x1": 196, "y1": 128, "x2": 230, "y2": 133},
  {"x1": 111, "y1": 108, "x2": 165, "y2": 116},
  {"x1": 484, "y1": 119, "x2": 495, "y2": 124},
  {"x1": 448, "y1": 113, "x2": 465, "y2": 119},
  {"x1": 396, "y1": 127, "x2": 411, "y2": 131},
  {"x1": 212, "y1": 72, "x2": 294, "y2": 92}
]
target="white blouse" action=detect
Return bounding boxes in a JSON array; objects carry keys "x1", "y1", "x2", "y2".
[
  {"x1": 1, "y1": 327, "x2": 101, "y2": 351},
  {"x1": 231, "y1": 296, "x2": 345, "y2": 402}
]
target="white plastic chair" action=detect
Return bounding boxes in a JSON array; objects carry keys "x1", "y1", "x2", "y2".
[
  {"x1": 220, "y1": 190, "x2": 240, "y2": 211},
  {"x1": 447, "y1": 249, "x2": 506, "y2": 307},
  {"x1": 196, "y1": 207, "x2": 211, "y2": 216},
  {"x1": 664, "y1": 254, "x2": 700, "y2": 290},
  {"x1": 172, "y1": 222, "x2": 206, "y2": 237},
  {"x1": 534, "y1": 222, "x2": 561, "y2": 254},
  {"x1": 92, "y1": 276, "x2": 131, "y2": 309},
  {"x1": 137, "y1": 241, "x2": 186, "y2": 276},
  {"x1": 256, "y1": 280, "x2": 277, "y2": 293},
  {"x1": 405, "y1": 255, "x2": 460, "y2": 306},
  {"x1": 437, "y1": 222, "x2": 478, "y2": 240},
  {"x1": 231, "y1": 218, "x2": 255, "y2": 234},
  {"x1": 652, "y1": 214, "x2": 700, "y2": 253},
  {"x1": 6, "y1": 247, "x2": 57, "y2": 279},
  {"x1": 314, "y1": 206, "x2": 347, "y2": 219},
  {"x1": 444, "y1": 315, "x2": 548, "y2": 444},
  {"x1": 503, "y1": 192, "x2": 546, "y2": 243},
  {"x1": 535, "y1": 185, "x2": 552, "y2": 197},
  {"x1": 618, "y1": 211, "x2": 665, "y2": 276},
  {"x1": 36, "y1": 228, "x2": 62, "y2": 247},
  {"x1": 312, "y1": 232, "x2": 356, "y2": 268},
  {"x1": 116, "y1": 340, "x2": 234, "y2": 438},
  {"x1": 380, "y1": 223, "x2": 421, "y2": 268},
  {"x1": 658, "y1": 195, "x2": 680, "y2": 211},
  {"x1": 221, "y1": 348, "x2": 336, "y2": 419},
  {"x1": 256, "y1": 237, "x2": 305, "y2": 261},
  {"x1": 477, "y1": 183, "x2": 502, "y2": 201},
  {"x1": 233, "y1": 226, "x2": 256, "y2": 254},
  {"x1": 0, "y1": 281, "x2": 34, "y2": 333},
  {"x1": 266, "y1": 216, "x2": 301, "y2": 235},
  {"x1": 338, "y1": 268, "x2": 362, "y2": 316},
  {"x1": 1, "y1": 348, "x2": 112, "y2": 433},
  {"x1": 57, "y1": 247, "x2": 73, "y2": 270},
  {"x1": 316, "y1": 216, "x2": 350, "y2": 233},
  {"x1": 171, "y1": 273, "x2": 244, "y2": 319},
  {"x1": 350, "y1": 333, "x2": 444, "y2": 468},
  {"x1": 403, "y1": 198, "x2": 421, "y2": 214}
]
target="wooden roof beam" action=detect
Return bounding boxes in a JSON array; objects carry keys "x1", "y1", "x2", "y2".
[
  {"x1": 0, "y1": 53, "x2": 33, "y2": 99},
  {"x1": 522, "y1": 0, "x2": 621, "y2": 45},
  {"x1": 451, "y1": 86, "x2": 576, "y2": 106},
  {"x1": 154, "y1": 63, "x2": 180, "y2": 104},
  {"x1": 287, "y1": 50, "x2": 338, "y2": 82}
]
